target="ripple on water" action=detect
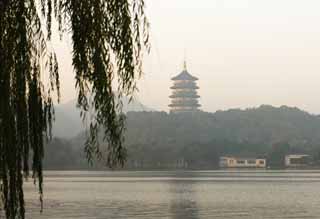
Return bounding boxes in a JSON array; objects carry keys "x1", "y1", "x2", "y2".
[{"x1": 24, "y1": 170, "x2": 320, "y2": 219}]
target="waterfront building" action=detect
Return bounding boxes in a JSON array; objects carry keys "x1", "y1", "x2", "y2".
[
  {"x1": 169, "y1": 61, "x2": 201, "y2": 113},
  {"x1": 219, "y1": 156, "x2": 266, "y2": 168},
  {"x1": 285, "y1": 154, "x2": 310, "y2": 167}
]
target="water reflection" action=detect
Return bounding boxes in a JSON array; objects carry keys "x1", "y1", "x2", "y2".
[{"x1": 168, "y1": 171, "x2": 199, "y2": 219}]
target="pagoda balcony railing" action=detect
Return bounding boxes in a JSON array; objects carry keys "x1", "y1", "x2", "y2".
[
  {"x1": 172, "y1": 90, "x2": 197, "y2": 95},
  {"x1": 173, "y1": 81, "x2": 196, "y2": 87},
  {"x1": 169, "y1": 94, "x2": 200, "y2": 98},
  {"x1": 170, "y1": 88, "x2": 199, "y2": 93},
  {"x1": 170, "y1": 84, "x2": 199, "y2": 90},
  {"x1": 170, "y1": 99, "x2": 199, "y2": 105}
]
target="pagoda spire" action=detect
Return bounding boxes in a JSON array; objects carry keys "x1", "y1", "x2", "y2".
[
  {"x1": 183, "y1": 60, "x2": 187, "y2": 71},
  {"x1": 183, "y1": 49, "x2": 187, "y2": 71}
]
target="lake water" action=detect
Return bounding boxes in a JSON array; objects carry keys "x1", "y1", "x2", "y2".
[{"x1": 24, "y1": 170, "x2": 320, "y2": 219}]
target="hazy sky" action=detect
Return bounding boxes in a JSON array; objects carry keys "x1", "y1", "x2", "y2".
[{"x1": 54, "y1": 0, "x2": 320, "y2": 113}]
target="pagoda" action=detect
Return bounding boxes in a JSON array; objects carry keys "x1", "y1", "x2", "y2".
[{"x1": 169, "y1": 61, "x2": 201, "y2": 113}]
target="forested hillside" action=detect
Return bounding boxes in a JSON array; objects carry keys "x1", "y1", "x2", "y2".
[
  {"x1": 45, "y1": 105, "x2": 320, "y2": 169},
  {"x1": 126, "y1": 105, "x2": 320, "y2": 148}
]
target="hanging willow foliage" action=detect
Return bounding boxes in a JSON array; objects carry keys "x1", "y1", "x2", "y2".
[{"x1": 0, "y1": 0, "x2": 149, "y2": 218}]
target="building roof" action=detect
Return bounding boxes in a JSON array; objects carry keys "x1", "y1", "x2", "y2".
[
  {"x1": 220, "y1": 156, "x2": 266, "y2": 160},
  {"x1": 171, "y1": 70, "x2": 198, "y2": 81},
  {"x1": 285, "y1": 154, "x2": 310, "y2": 158}
]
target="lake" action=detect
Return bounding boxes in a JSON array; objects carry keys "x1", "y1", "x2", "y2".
[{"x1": 24, "y1": 170, "x2": 320, "y2": 218}]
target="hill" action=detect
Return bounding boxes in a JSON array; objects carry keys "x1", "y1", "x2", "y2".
[
  {"x1": 52, "y1": 96, "x2": 153, "y2": 138},
  {"x1": 125, "y1": 105, "x2": 320, "y2": 148},
  {"x1": 44, "y1": 105, "x2": 320, "y2": 169}
]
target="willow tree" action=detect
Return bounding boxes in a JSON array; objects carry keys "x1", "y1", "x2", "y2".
[{"x1": 0, "y1": 0, "x2": 149, "y2": 218}]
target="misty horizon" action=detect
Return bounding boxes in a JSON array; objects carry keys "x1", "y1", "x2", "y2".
[{"x1": 52, "y1": 0, "x2": 320, "y2": 114}]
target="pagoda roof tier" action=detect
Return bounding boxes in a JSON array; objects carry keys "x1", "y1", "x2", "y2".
[
  {"x1": 170, "y1": 99, "x2": 199, "y2": 105},
  {"x1": 171, "y1": 70, "x2": 198, "y2": 81},
  {"x1": 170, "y1": 84, "x2": 199, "y2": 90},
  {"x1": 168, "y1": 103, "x2": 201, "y2": 107},
  {"x1": 169, "y1": 94, "x2": 200, "y2": 98}
]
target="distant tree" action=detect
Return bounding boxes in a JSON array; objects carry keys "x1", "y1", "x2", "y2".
[
  {"x1": 0, "y1": 0, "x2": 149, "y2": 218},
  {"x1": 183, "y1": 142, "x2": 220, "y2": 169},
  {"x1": 267, "y1": 142, "x2": 290, "y2": 169},
  {"x1": 43, "y1": 138, "x2": 77, "y2": 170}
]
